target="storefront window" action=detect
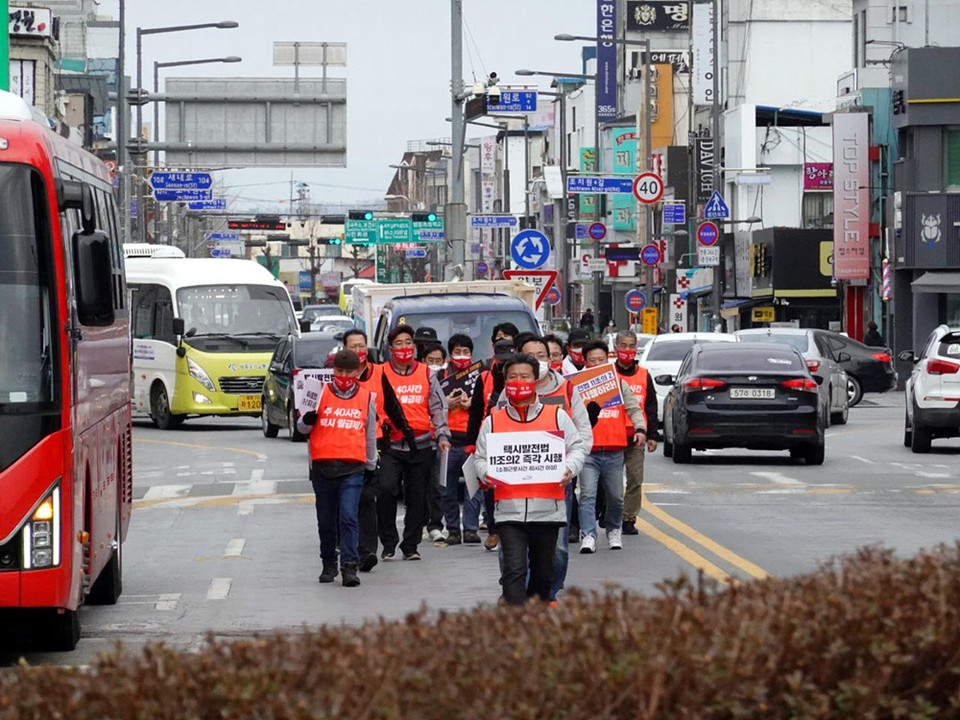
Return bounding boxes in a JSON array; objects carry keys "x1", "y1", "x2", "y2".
[
  {"x1": 946, "y1": 294, "x2": 960, "y2": 327},
  {"x1": 947, "y1": 129, "x2": 960, "y2": 189}
]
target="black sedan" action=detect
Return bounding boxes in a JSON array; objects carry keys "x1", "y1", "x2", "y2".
[
  {"x1": 811, "y1": 330, "x2": 896, "y2": 406},
  {"x1": 660, "y1": 343, "x2": 827, "y2": 465},
  {"x1": 261, "y1": 332, "x2": 338, "y2": 441}
]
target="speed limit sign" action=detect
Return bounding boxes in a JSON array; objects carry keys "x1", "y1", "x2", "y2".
[{"x1": 632, "y1": 172, "x2": 664, "y2": 204}]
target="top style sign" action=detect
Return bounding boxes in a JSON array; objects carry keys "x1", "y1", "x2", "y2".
[
  {"x1": 149, "y1": 172, "x2": 213, "y2": 191},
  {"x1": 626, "y1": 1, "x2": 690, "y2": 31},
  {"x1": 832, "y1": 113, "x2": 870, "y2": 281}
]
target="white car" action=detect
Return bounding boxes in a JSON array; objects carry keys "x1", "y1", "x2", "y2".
[
  {"x1": 902, "y1": 324, "x2": 960, "y2": 453},
  {"x1": 638, "y1": 332, "x2": 739, "y2": 416},
  {"x1": 310, "y1": 315, "x2": 354, "y2": 334}
]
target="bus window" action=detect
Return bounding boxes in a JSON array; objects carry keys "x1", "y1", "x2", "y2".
[
  {"x1": 132, "y1": 284, "x2": 157, "y2": 339},
  {"x1": 153, "y1": 286, "x2": 176, "y2": 345}
]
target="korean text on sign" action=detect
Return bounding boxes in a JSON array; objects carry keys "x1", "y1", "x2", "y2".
[
  {"x1": 565, "y1": 363, "x2": 623, "y2": 409},
  {"x1": 485, "y1": 431, "x2": 566, "y2": 486}
]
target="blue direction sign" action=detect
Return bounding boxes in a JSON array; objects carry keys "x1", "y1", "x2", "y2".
[
  {"x1": 704, "y1": 190, "x2": 730, "y2": 219},
  {"x1": 206, "y1": 232, "x2": 240, "y2": 241},
  {"x1": 575, "y1": 224, "x2": 588, "y2": 240},
  {"x1": 487, "y1": 90, "x2": 538, "y2": 114},
  {"x1": 149, "y1": 171, "x2": 213, "y2": 191},
  {"x1": 697, "y1": 221, "x2": 720, "y2": 247},
  {"x1": 154, "y1": 189, "x2": 213, "y2": 202},
  {"x1": 188, "y1": 198, "x2": 227, "y2": 211},
  {"x1": 470, "y1": 215, "x2": 518, "y2": 228},
  {"x1": 477, "y1": 261, "x2": 488, "y2": 277},
  {"x1": 663, "y1": 203, "x2": 686, "y2": 225},
  {"x1": 299, "y1": 271, "x2": 312, "y2": 292},
  {"x1": 588, "y1": 222, "x2": 607, "y2": 241},
  {"x1": 567, "y1": 176, "x2": 634, "y2": 194},
  {"x1": 405, "y1": 248, "x2": 427, "y2": 259},
  {"x1": 510, "y1": 229, "x2": 550, "y2": 270},
  {"x1": 625, "y1": 289, "x2": 647, "y2": 312},
  {"x1": 640, "y1": 244, "x2": 662, "y2": 266}
]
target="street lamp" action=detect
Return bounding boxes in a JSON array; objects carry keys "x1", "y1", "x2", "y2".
[{"x1": 133, "y1": 20, "x2": 238, "y2": 242}]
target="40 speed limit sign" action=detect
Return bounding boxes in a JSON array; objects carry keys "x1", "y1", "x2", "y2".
[{"x1": 632, "y1": 172, "x2": 664, "y2": 204}]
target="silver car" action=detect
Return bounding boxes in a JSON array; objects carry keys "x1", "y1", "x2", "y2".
[{"x1": 735, "y1": 328, "x2": 850, "y2": 425}]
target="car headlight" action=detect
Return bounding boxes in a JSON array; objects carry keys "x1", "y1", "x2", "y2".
[
  {"x1": 22, "y1": 485, "x2": 61, "y2": 570},
  {"x1": 187, "y1": 357, "x2": 216, "y2": 392}
]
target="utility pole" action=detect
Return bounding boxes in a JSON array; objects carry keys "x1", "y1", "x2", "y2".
[
  {"x1": 447, "y1": 0, "x2": 468, "y2": 279},
  {"x1": 709, "y1": 0, "x2": 722, "y2": 332},
  {"x1": 118, "y1": 0, "x2": 129, "y2": 242}
]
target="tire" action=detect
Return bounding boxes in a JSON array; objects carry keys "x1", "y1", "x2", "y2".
[
  {"x1": 903, "y1": 409, "x2": 913, "y2": 448},
  {"x1": 672, "y1": 439, "x2": 691, "y2": 464},
  {"x1": 288, "y1": 403, "x2": 305, "y2": 443},
  {"x1": 846, "y1": 376, "x2": 863, "y2": 408},
  {"x1": 87, "y1": 500, "x2": 122, "y2": 606},
  {"x1": 911, "y1": 423, "x2": 932, "y2": 454},
  {"x1": 44, "y1": 608, "x2": 80, "y2": 651},
  {"x1": 261, "y1": 401, "x2": 279, "y2": 438},
  {"x1": 804, "y1": 443, "x2": 825, "y2": 466},
  {"x1": 663, "y1": 433, "x2": 673, "y2": 458},
  {"x1": 831, "y1": 397, "x2": 849, "y2": 426},
  {"x1": 150, "y1": 384, "x2": 184, "y2": 430}
]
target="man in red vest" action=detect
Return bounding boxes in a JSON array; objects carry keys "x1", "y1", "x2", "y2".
[
  {"x1": 379, "y1": 324, "x2": 451, "y2": 561},
  {"x1": 613, "y1": 330, "x2": 660, "y2": 535},
  {"x1": 474, "y1": 353, "x2": 587, "y2": 605},
  {"x1": 300, "y1": 349, "x2": 377, "y2": 588}
]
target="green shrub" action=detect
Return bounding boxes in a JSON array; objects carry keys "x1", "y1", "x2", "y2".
[{"x1": 2, "y1": 544, "x2": 959, "y2": 719}]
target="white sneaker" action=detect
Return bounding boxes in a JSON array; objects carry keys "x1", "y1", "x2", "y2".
[
  {"x1": 607, "y1": 528, "x2": 623, "y2": 550},
  {"x1": 428, "y1": 529, "x2": 444, "y2": 542},
  {"x1": 579, "y1": 535, "x2": 596, "y2": 554}
]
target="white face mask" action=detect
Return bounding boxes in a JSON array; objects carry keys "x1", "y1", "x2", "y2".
[
  {"x1": 538, "y1": 361, "x2": 550, "y2": 378},
  {"x1": 428, "y1": 364, "x2": 447, "y2": 375}
]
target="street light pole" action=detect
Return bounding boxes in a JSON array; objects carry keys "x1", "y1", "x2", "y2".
[
  {"x1": 710, "y1": 0, "x2": 723, "y2": 331},
  {"x1": 448, "y1": 0, "x2": 467, "y2": 279}
]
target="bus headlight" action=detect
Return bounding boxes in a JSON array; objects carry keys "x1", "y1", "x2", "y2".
[
  {"x1": 192, "y1": 392, "x2": 213, "y2": 404},
  {"x1": 187, "y1": 357, "x2": 215, "y2": 392},
  {"x1": 22, "y1": 486, "x2": 60, "y2": 570}
]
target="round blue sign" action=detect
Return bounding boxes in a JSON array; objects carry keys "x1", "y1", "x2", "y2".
[
  {"x1": 510, "y1": 229, "x2": 550, "y2": 270},
  {"x1": 588, "y1": 222, "x2": 607, "y2": 241},
  {"x1": 544, "y1": 287, "x2": 562, "y2": 306},
  {"x1": 697, "y1": 221, "x2": 720, "y2": 247},
  {"x1": 640, "y1": 244, "x2": 662, "y2": 266},
  {"x1": 625, "y1": 289, "x2": 646, "y2": 312},
  {"x1": 476, "y1": 261, "x2": 488, "y2": 276}
]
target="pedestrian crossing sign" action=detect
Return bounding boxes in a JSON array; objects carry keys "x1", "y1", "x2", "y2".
[{"x1": 704, "y1": 190, "x2": 730, "y2": 220}]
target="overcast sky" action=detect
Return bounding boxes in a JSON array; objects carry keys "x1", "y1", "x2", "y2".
[{"x1": 108, "y1": 1, "x2": 594, "y2": 210}]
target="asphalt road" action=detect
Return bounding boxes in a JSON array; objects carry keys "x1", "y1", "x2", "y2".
[{"x1": 3, "y1": 392, "x2": 957, "y2": 666}]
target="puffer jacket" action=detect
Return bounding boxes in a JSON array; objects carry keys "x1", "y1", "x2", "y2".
[{"x1": 474, "y1": 399, "x2": 587, "y2": 525}]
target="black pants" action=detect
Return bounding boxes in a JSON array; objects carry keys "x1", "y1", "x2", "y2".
[
  {"x1": 425, "y1": 454, "x2": 444, "y2": 533},
  {"x1": 378, "y1": 446, "x2": 435, "y2": 556},
  {"x1": 499, "y1": 523, "x2": 560, "y2": 606},
  {"x1": 358, "y1": 467, "x2": 380, "y2": 560},
  {"x1": 483, "y1": 488, "x2": 497, "y2": 533}
]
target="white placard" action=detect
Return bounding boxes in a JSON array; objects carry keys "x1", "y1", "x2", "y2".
[
  {"x1": 698, "y1": 246, "x2": 720, "y2": 266},
  {"x1": 692, "y1": 1, "x2": 715, "y2": 106},
  {"x1": 293, "y1": 370, "x2": 333, "y2": 414},
  {"x1": 462, "y1": 454, "x2": 480, "y2": 497},
  {"x1": 485, "y1": 431, "x2": 566, "y2": 486}
]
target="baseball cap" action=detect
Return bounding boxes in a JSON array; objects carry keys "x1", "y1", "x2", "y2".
[
  {"x1": 414, "y1": 326, "x2": 439, "y2": 343},
  {"x1": 493, "y1": 339, "x2": 515, "y2": 361}
]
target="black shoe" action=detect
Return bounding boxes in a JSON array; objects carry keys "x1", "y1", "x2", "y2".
[
  {"x1": 341, "y1": 563, "x2": 361, "y2": 587},
  {"x1": 358, "y1": 554, "x2": 378, "y2": 572},
  {"x1": 319, "y1": 562, "x2": 338, "y2": 583},
  {"x1": 402, "y1": 550, "x2": 421, "y2": 561},
  {"x1": 622, "y1": 520, "x2": 639, "y2": 536},
  {"x1": 443, "y1": 533, "x2": 462, "y2": 546},
  {"x1": 463, "y1": 530, "x2": 482, "y2": 544},
  {"x1": 381, "y1": 548, "x2": 396, "y2": 561}
]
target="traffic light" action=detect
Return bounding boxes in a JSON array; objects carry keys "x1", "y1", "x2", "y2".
[
  {"x1": 412, "y1": 212, "x2": 438, "y2": 222},
  {"x1": 349, "y1": 210, "x2": 374, "y2": 221},
  {"x1": 317, "y1": 237, "x2": 342, "y2": 245}
]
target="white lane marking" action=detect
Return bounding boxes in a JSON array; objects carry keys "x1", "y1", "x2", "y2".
[
  {"x1": 206, "y1": 578, "x2": 232, "y2": 600},
  {"x1": 850, "y1": 455, "x2": 875, "y2": 465},
  {"x1": 238, "y1": 500, "x2": 255, "y2": 517},
  {"x1": 756, "y1": 488, "x2": 806, "y2": 494},
  {"x1": 749, "y1": 471, "x2": 804, "y2": 486},
  {"x1": 156, "y1": 593, "x2": 181, "y2": 611},
  {"x1": 915, "y1": 471, "x2": 952, "y2": 479},
  {"x1": 644, "y1": 488, "x2": 691, "y2": 494},
  {"x1": 142, "y1": 484, "x2": 192, "y2": 500},
  {"x1": 224, "y1": 539, "x2": 246, "y2": 558},
  {"x1": 892, "y1": 462, "x2": 922, "y2": 470},
  {"x1": 232, "y1": 468, "x2": 275, "y2": 496}
]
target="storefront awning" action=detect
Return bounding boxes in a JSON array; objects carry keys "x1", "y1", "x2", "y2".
[{"x1": 912, "y1": 272, "x2": 960, "y2": 293}]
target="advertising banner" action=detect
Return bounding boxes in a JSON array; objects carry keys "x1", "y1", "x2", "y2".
[
  {"x1": 293, "y1": 372, "x2": 334, "y2": 415},
  {"x1": 565, "y1": 363, "x2": 624, "y2": 409},
  {"x1": 485, "y1": 432, "x2": 566, "y2": 486},
  {"x1": 626, "y1": 1, "x2": 690, "y2": 31},
  {"x1": 579, "y1": 147, "x2": 599, "y2": 220},
  {"x1": 596, "y1": 0, "x2": 618, "y2": 123},
  {"x1": 612, "y1": 129, "x2": 638, "y2": 231},
  {"x1": 832, "y1": 114, "x2": 870, "y2": 280},
  {"x1": 694, "y1": 137, "x2": 716, "y2": 203},
  {"x1": 691, "y1": 1, "x2": 715, "y2": 106},
  {"x1": 803, "y1": 163, "x2": 834, "y2": 191},
  {"x1": 669, "y1": 294, "x2": 688, "y2": 332}
]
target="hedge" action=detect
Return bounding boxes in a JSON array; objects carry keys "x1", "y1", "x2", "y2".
[{"x1": 2, "y1": 544, "x2": 959, "y2": 719}]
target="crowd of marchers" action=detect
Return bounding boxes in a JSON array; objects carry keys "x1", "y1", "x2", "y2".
[{"x1": 298, "y1": 319, "x2": 659, "y2": 604}]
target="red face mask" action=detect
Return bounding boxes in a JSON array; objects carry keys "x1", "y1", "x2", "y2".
[
  {"x1": 568, "y1": 347, "x2": 584, "y2": 365},
  {"x1": 550, "y1": 360, "x2": 563, "y2": 372},
  {"x1": 392, "y1": 347, "x2": 415, "y2": 363},
  {"x1": 504, "y1": 379, "x2": 537, "y2": 404},
  {"x1": 616, "y1": 349, "x2": 635, "y2": 366},
  {"x1": 449, "y1": 356, "x2": 472, "y2": 371},
  {"x1": 355, "y1": 350, "x2": 368, "y2": 366},
  {"x1": 333, "y1": 375, "x2": 357, "y2": 392}
]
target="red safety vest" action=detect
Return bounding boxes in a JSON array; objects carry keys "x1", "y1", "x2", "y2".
[
  {"x1": 357, "y1": 363, "x2": 385, "y2": 439},
  {"x1": 383, "y1": 361, "x2": 433, "y2": 438},
  {"x1": 540, "y1": 378, "x2": 574, "y2": 416},
  {"x1": 308, "y1": 385, "x2": 371, "y2": 464},
  {"x1": 617, "y1": 365, "x2": 650, "y2": 434},
  {"x1": 590, "y1": 402, "x2": 629, "y2": 451},
  {"x1": 488, "y1": 404, "x2": 566, "y2": 501}
]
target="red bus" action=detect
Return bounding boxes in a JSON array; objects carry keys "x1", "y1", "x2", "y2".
[{"x1": 0, "y1": 92, "x2": 131, "y2": 650}]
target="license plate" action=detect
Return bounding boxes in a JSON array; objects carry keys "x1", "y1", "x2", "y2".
[
  {"x1": 730, "y1": 387, "x2": 775, "y2": 400},
  {"x1": 238, "y1": 395, "x2": 261, "y2": 411}
]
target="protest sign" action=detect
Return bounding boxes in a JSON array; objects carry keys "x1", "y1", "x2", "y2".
[
  {"x1": 564, "y1": 362, "x2": 623, "y2": 409},
  {"x1": 293, "y1": 370, "x2": 333, "y2": 414},
  {"x1": 485, "y1": 431, "x2": 566, "y2": 486}
]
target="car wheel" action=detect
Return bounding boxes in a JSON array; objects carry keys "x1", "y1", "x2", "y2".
[
  {"x1": 288, "y1": 403, "x2": 305, "y2": 443},
  {"x1": 151, "y1": 384, "x2": 184, "y2": 430},
  {"x1": 831, "y1": 396, "x2": 849, "y2": 426},
  {"x1": 804, "y1": 443, "x2": 825, "y2": 466},
  {"x1": 910, "y1": 422, "x2": 932, "y2": 454},
  {"x1": 663, "y1": 433, "x2": 673, "y2": 458},
  {"x1": 261, "y1": 401, "x2": 279, "y2": 438},
  {"x1": 903, "y1": 409, "x2": 912, "y2": 448},
  {"x1": 846, "y1": 375, "x2": 863, "y2": 408},
  {"x1": 672, "y1": 439, "x2": 691, "y2": 464}
]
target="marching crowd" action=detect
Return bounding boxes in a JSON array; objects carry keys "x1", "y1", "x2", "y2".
[{"x1": 299, "y1": 320, "x2": 659, "y2": 603}]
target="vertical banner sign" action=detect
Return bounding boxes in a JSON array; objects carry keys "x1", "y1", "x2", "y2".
[
  {"x1": 612, "y1": 129, "x2": 638, "y2": 231},
  {"x1": 596, "y1": 0, "x2": 617, "y2": 123},
  {"x1": 0, "y1": 0, "x2": 9, "y2": 91},
  {"x1": 692, "y1": 1, "x2": 715, "y2": 106},
  {"x1": 832, "y1": 113, "x2": 870, "y2": 281},
  {"x1": 580, "y1": 147, "x2": 598, "y2": 221},
  {"x1": 694, "y1": 137, "x2": 715, "y2": 203},
  {"x1": 480, "y1": 136, "x2": 497, "y2": 258}
]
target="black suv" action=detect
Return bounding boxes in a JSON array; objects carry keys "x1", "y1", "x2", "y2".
[{"x1": 261, "y1": 332, "x2": 339, "y2": 440}]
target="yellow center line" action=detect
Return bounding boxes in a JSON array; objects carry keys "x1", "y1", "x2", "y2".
[
  {"x1": 635, "y1": 519, "x2": 732, "y2": 585},
  {"x1": 134, "y1": 437, "x2": 267, "y2": 459},
  {"x1": 641, "y1": 490, "x2": 771, "y2": 581}
]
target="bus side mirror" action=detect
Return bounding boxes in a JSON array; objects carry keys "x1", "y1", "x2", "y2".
[
  {"x1": 58, "y1": 180, "x2": 96, "y2": 234},
  {"x1": 73, "y1": 230, "x2": 114, "y2": 327}
]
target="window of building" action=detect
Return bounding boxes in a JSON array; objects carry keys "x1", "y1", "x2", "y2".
[
  {"x1": 802, "y1": 193, "x2": 834, "y2": 229},
  {"x1": 889, "y1": 4, "x2": 910, "y2": 23},
  {"x1": 946, "y1": 129, "x2": 960, "y2": 189},
  {"x1": 10, "y1": 60, "x2": 36, "y2": 105}
]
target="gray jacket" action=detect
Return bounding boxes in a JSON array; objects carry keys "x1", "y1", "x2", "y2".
[
  {"x1": 494, "y1": 369, "x2": 593, "y2": 449},
  {"x1": 474, "y1": 399, "x2": 587, "y2": 525}
]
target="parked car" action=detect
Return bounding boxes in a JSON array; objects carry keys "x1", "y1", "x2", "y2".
[
  {"x1": 637, "y1": 332, "x2": 739, "y2": 416},
  {"x1": 301, "y1": 304, "x2": 345, "y2": 322},
  {"x1": 660, "y1": 342, "x2": 827, "y2": 465},
  {"x1": 735, "y1": 328, "x2": 849, "y2": 425},
  {"x1": 310, "y1": 314, "x2": 354, "y2": 334},
  {"x1": 261, "y1": 332, "x2": 339, "y2": 441},
  {"x1": 605, "y1": 332, "x2": 655, "y2": 355},
  {"x1": 901, "y1": 324, "x2": 960, "y2": 453},
  {"x1": 810, "y1": 330, "x2": 896, "y2": 406}
]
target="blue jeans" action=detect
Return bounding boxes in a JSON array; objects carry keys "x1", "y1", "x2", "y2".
[
  {"x1": 311, "y1": 467, "x2": 364, "y2": 566},
  {"x1": 578, "y1": 450, "x2": 625, "y2": 539},
  {"x1": 550, "y1": 481, "x2": 575, "y2": 601},
  {"x1": 441, "y1": 446, "x2": 483, "y2": 535}
]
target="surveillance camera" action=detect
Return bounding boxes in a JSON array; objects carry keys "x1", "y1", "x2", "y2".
[
  {"x1": 472, "y1": 81, "x2": 485, "y2": 97},
  {"x1": 488, "y1": 72, "x2": 499, "y2": 85},
  {"x1": 486, "y1": 85, "x2": 501, "y2": 104}
]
